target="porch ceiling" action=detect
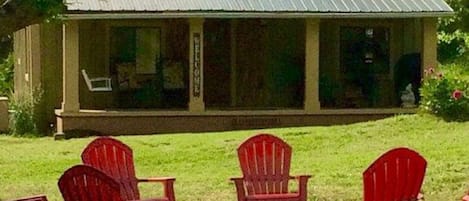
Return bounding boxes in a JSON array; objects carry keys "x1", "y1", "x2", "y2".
[{"x1": 66, "y1": 0, "x2": 453, "y2": 17}]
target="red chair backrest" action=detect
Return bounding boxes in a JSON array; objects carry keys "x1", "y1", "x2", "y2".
[
  {"x1": 81, "y1": 136, "x2": 140, "y2": 200},
  {"x1": 237, "y1": 133, "x2": 292, "y2": 195},
  {"x1": 363, "y1": 147, "x2": 427, "y2": 201},
  {"x1": 58, "y1": 165, "x2": 123, "y2": 201}
]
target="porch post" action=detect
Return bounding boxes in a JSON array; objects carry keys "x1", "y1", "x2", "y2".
[
  {"x1": 304, "y1": 18, "x2": 320, "y2": 113},
  {"x1": 421, "y1": 18, "x2": 438, "y2": 76},
  {"x1": 62, "y1": 20, "x2": 80, "y2": 112},
  {"x1": 189, "y1": 18, "x2": 205, "y2": 112}
]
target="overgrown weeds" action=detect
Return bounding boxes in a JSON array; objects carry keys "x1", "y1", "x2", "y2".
[{"x1": 9, "y1": 87, "x2": 44, "y2": 136}]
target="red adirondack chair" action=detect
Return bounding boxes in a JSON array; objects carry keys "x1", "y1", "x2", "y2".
[
  {"x1": 81, "y1": 136, "x2": 176, "y2": 201},
  {"x1": 363, "y1": 147, "x2": 427, "y2": 201},
  {"x1": 58, "y1": 165, "x2": 124, "y2": 201},
  {"x1": 231, "y1": 133, "x2": 311, "y2": 201},
  {"x1": 8, "y1": 194, "x2": 48, "y2": 201}
]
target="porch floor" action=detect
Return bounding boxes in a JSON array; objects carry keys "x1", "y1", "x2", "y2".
[{"x1": 55, "y1": 108, "x2": 416, "y2": 138}]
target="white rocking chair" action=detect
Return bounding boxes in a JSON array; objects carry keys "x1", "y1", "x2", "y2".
[{"x1": 81, "y1": 69, "x2": 112, "y2": 92}]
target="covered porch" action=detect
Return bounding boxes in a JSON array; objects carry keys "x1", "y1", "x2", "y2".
[{"x1": 55, "y1": 15, "x2": 438, "y2": 136}]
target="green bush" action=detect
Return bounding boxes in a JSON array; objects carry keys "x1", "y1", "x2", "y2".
[
  {"x1": 9, "y1": 88, "x2": 44, "y2": 136},
  {"x1": 0, "y1": 53, "x2": 14, "y2": 96},
  {"x1": 420, "y1": 64, "x2": 469, "y2": 121},
  {"x1": 437, "y1": 31, "x2": 468, "y2": 63}
]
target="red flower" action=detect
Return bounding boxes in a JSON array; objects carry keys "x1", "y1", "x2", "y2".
[
  {"x1": 452, "y1": 90, "x2": 463, "y2": 100},
  {"x1": 428, "y1": 67, "x2": 434, "y2": 74}
]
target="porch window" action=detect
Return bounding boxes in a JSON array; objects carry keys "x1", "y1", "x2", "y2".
[
  {"x1": 110, "y1": 25, "x2": 189, "y2": 109},
  {"x1": 339, "y1": 26, "x2": 390, "y2": 108},
  {"x1": 340, "y1": 26, "x2": 390, "y2": 74},
  {"x1": 319, "y1": 20, "x2": 423, "y2": 109}
]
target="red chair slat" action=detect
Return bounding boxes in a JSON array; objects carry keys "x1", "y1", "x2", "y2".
[
  {"x1": 395, "y1": 157, "x2": 408, "y2": 199},
  {"x1": 385, "y1": 160, "x2": 398, "y2": 200},
  {"x1": 363, "y1": 171, "x2": 374, "y2": 201},
  {"x1": 273, "y1": 141, "x2": 284, "y2": 193},
  {"x1": 374, "y1": 162, "x2": 386, "y2": 200},
  {"x1": 255, "y1": 141, "x2": 267, "y2": 194},
  {"x1": 281, "y1": 141, "x2": 292, "y2": 193},
  {"x1": 264, "y1": 141, "x2": 274, "y2": 193}
]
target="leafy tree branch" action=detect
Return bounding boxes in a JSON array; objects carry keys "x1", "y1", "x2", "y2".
[{"x1": 0, "y1": 0, "x2": 64, "y2": 37}]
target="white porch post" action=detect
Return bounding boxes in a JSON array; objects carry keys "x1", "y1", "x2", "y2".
[
  {"x1": 62, "y1": 20, "x2": 80, "y2": 112},
  {"x1": 189, "y1": 18, "x2": 205, "y2": 112},
  {"x1": 421, "y1": 18, "x2": 438, "y2": 76},
  {"x1": 304, "y1": 18, "x2": 320, "y2": 113}
]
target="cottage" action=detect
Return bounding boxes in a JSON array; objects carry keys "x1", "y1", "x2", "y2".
[{"x1": 13, "y1": 0, "x2": 453, "y2": 137}]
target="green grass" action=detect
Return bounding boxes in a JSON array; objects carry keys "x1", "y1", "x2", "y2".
[{"x1": 1, "y1": 114, "x2": 469, "y2": 201}]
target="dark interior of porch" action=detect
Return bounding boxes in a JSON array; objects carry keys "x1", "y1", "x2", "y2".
[
  {"x1": 108, "y1": 19, "x2": 189, "y2": 109},
  {"x1": 78, "y1": 18, "x2": 424, "y2": 111},
  {"x1": 319, "y1": 19, "x2": 423, "y2": 109},
  {"x1": 204, "y1": 19, "x2": 305, "y2": 110}
]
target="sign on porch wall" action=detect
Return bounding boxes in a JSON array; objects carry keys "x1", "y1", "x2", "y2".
[{"x1": 193, "y1": 33, "x2": 201, "y2": 97}]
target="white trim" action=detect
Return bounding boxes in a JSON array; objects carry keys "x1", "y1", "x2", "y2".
[{"x1": 63, "y1": 11, "x2": 454, "y2": 20}]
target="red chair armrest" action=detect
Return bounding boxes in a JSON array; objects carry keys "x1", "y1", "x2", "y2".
[
  {"x1": 230, "y1": 177, "x2": 243, "y2": 181},
  {"x1": 290, "y1": 175, "x2": 311, "y2": 200},
  {"x1": 230, "y1": 177, "x2": 246, "y2": 201},
  {"x1": 137, "y1": 177, "x2": 176, "y2": 201},
  {"x1": 137, "y1": 177, "x2": 176, "y2": 182},
  {"x1": 290, "y1": 175, "x2": 312, "y2": 180}
]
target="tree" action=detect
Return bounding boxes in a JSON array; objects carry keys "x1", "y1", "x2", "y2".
[
  {"x1": 441, "y1": 0, "x2": 469, "y2": 32},
  {"x1": 0, "y1": 0, "x2": 64, "y2": 37},
  {"x1": 437, "y1": 0, "x2": 469, "y2": 63}
]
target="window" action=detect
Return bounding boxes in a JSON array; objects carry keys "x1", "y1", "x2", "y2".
[
  {"x1": 110, "y1": 27, "x2": 161, "y2": 75},
  {"x1": 338, "y1": 26, "x2": 391, "y2": 108},
  {"x1": 340, "y1": 26, "x2": 390, "y2": 75}
]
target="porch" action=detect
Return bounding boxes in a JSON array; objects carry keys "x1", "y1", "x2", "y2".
[
  {"x1": 56, "y1": 108, "x2": 416, "y2": 136},
  {"x1": 56, "y1": 17, "x2": 437, "y2": 136}
]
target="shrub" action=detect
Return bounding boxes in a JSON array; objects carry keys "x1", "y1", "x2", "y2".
[
  {"x1": 420, "y1": 64, "x2": 469, "y2": 121},
  {"x1": 9, "y1": 87, "x2": 44, "y2": 136},
  {"x1": 437, "y1": 31, "x2": 468, "y2": 64},
  {"x1": 0, "y1": 53, "x2": 14, "y2": 96}
]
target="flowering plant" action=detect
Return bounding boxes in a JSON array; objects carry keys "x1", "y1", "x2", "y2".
[{"x1": 420, "y1": 65, "x2": 469, "y2": 121}]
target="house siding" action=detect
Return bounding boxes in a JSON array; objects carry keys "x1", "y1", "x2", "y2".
[
  {"x1": 13, "y1": 29, "x2": 28, "y2": 95},
  {"x1": 13, "y1": 24, "x2": 63, "y2": 133},
  {"x1": 40, "y1": 23, "x2": 63, "y2": 130}
]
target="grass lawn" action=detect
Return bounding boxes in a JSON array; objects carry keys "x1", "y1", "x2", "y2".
[{"x1": 1, "y1": 114, "x2": 469, "y2": 201}]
